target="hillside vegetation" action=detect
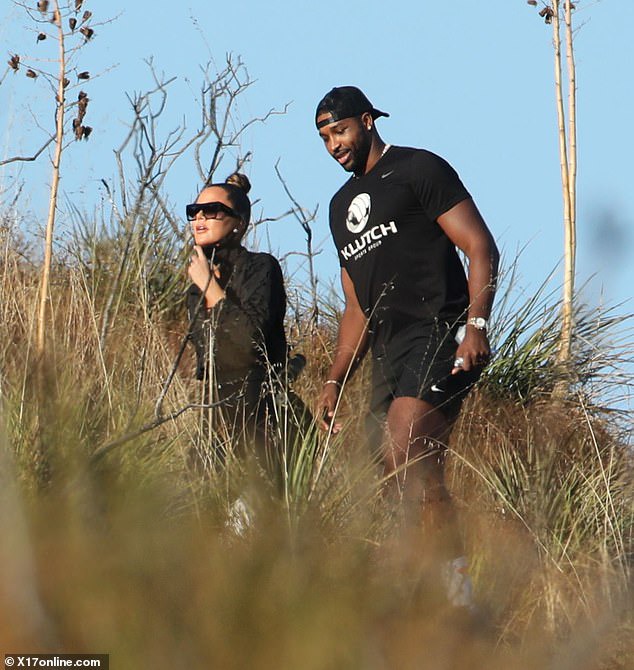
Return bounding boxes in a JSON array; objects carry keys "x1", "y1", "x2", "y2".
[{"x1": 0, "y1": 211, "x2": 632, "y2": 669}]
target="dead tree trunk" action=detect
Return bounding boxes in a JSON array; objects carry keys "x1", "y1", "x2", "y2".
[
  {"x1": 552, "y1": 0, "x2": 577, "y2": 369},
  {"x1": 36, "y1": 1, "x2": 66, "y2": 358}
]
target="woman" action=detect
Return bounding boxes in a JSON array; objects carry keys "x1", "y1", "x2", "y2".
[{"x1": 186, "y1": 173, "x2": 290, "y2": 451}]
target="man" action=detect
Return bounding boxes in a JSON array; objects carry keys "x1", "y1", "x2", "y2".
[{"x1": 315, "y1": 86, "x2": 499, "y2": 606}]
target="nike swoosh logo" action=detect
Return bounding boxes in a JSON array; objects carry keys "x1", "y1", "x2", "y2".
[
  {"x1": 431, "y1": 384, "x2": 444, "y2": 393},
  {"x1": 381, "y1": 170, "x2": 394, "y2": 179}
]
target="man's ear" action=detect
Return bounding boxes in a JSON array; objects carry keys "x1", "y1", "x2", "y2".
[{"x1": 361, "y1": 111, "x2": 373, "y2": 132}]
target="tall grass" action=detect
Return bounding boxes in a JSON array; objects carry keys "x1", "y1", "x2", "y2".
[{"x1": 0, "y1": 207, "x2": 632, "y2": 669}]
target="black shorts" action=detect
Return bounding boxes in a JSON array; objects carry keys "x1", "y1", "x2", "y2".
[{"x1": 369, "y1": 320, "x2": 481, "y2": 424}]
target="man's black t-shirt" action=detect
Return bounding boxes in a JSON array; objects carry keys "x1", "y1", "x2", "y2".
[{"x1": 329, "y1": 145, "x2": 471, "y2": 355}]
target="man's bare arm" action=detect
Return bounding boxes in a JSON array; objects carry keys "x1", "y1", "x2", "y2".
[
  {"x1": 316, "y1": 268, "x2": 368, "y2": 432},
  {"x1": 437, "y1": 198, "x2": 499, "y2": 372}
]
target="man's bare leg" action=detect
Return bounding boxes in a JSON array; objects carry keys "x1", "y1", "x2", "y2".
[
  {"x1": 383, "y1": 397, "x2": 473, "y2": 609},
  {"x1": 382, "y1": 396, "x2": 475, "y2": 609},
  {"x1": 383, "y1": 396, "x2": 462, "y2": 557}
]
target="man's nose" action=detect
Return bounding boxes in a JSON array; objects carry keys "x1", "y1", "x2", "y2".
[{"x1": 327, "y1": 136, "x2": 340, "y2": 155}]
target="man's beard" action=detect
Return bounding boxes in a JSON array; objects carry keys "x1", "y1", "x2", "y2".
[{"x1": 340, "y1": 140, "x2": 371, "y2": 175}]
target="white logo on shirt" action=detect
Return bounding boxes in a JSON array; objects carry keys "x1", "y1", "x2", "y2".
[
  {"x1": 381, "y1": 170, "x2": 394, "y2": 179},
  {"x1": 340, "y1": 221, "x2": 398, "y2": 261},
  {"x1": 346, "y1": 193, "x2": 371, "y2": 233}
]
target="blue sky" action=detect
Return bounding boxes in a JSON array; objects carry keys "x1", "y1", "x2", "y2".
[{"x1": 1, "y1": 0, "x2": 632, "y2": 401}]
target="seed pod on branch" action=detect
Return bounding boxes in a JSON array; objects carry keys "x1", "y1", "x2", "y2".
[
  {"x1": 82, "y1": 10, "x2": 92, "y2": 22},
  {"x1": 37, "y1": 0, "x2": 49, "y2": 13},
  {"x1": 8, "y1": 54, "x2": 20, "y2": 71},
  {"x1": 79, "y1": 26, "x2": 94, "y2": 40},
  {"x1": 69, "y1": 17, "x2": 77, "y2": 30},
  {"x1": 37, "y1": 32, "x2": 47, "y2": 42},
  {"x1": 77, "y1": 71, "x2": 90, "y2": 80},
  {"x1": 75, "y1": 0, "x2": 83, "y2": 10},
  {"x1": 26, "y1": 68, "x2": 37, "y2": 78},
  {"x1": 73, "y1": 123, "x2": 92, "y2": 141},
  {"x1": 539, "y1": 6, "x2": 554, "y2": 24},
  {"x1": 527, "y1": 0, "x2": 537, "y2": 5},
  {"x1": 77, "y1": 90, "x2": 89, "y2": 121}
]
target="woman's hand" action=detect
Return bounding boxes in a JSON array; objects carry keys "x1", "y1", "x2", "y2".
[
  {"x1": 188, "y1": 245, "x2": 213, "y2": 291},
  {"x1": 187, "y1": 245, "x2": 225, "y2": 308}
]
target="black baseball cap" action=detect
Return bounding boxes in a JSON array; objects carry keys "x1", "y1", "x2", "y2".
[{"x1": 315, "y1": 86, "x2": 389, "y2": 129}]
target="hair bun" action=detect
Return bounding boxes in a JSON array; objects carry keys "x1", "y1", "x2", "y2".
[{"x1": 225, "y1": 172, "x2": 251, "y2": 194}]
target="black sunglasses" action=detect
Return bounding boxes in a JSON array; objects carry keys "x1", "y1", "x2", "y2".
[{"x1": 186, "y1": 201, "x2": 239, "y2": 221}]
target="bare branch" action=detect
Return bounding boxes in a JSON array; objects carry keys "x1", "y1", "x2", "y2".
[
  {"x1": 189, "y1": 56, "x2": 290, "y2": 185},
  {"x1": 90, "y1": 395, "x2": 239, "y2": 463},
  {"x1": 147, "y1": 185, "x2": 183, "y2": 237},
  {"x1": 251, "y1": 209, "x2": 295, "y2": 228},
  {"x1": 0, "y1": 136, "x2": 55, "y2": 165},
  {"x1": 274, "y1": 160, "x2": 320, "y2": 327}
]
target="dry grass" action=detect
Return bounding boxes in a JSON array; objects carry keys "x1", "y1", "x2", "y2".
[{"x1": 0, "y1": 224, "x2": 632, "y2": 669}]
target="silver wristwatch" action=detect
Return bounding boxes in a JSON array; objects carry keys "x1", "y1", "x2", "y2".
[{"x1": 467, "y1": 317, "x2": 488, "y2": 331}]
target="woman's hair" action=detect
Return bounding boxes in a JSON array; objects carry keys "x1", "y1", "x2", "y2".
[{"x1": 207, "y1": 172, "x2": 251, "y2": 223}]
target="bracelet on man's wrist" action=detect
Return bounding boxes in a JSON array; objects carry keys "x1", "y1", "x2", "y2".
[{"x1": 323, "y1": 379, "x2": 342, "y2": 389}]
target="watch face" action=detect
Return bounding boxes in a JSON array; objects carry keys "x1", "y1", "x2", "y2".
[{"x1": 469, "y1": 317, "x2": 487, "y2": 329}]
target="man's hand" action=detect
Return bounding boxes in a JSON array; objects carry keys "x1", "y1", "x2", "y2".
[
  {"x1": 316, "y1": 381, "x2": 343, "y2": 433},
  {"x1": 452, "y1": 326, "x2": 491, "y2": 375}
]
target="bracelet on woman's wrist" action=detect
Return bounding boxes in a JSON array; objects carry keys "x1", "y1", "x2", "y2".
[{"x1": 323, "y1": 379, "x2": 342, "y2": 389}]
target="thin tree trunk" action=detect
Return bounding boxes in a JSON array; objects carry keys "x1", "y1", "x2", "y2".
[
  {"x1": 36, "y1": 1, "x2": 65, "y2": 358},
  {"x1": 552, "y1": 0, "x2": 574, "y2": 367},
  {"x1": 565, "y1": 0, "x2": 577, "y2": 301}
]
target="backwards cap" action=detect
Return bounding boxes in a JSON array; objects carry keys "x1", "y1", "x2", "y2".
[{"x1": 315, "y1": 86, "x2": 389, "y2": 129}]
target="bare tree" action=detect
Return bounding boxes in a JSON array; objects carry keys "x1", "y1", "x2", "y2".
[
  {"x1": 192, "y1": 55, "x2": 290, "y2": 185},
  {"x1": 2, "y1": 0, "x2": 102, "y2": 358},
  {"x1": 559, "y1": 0, "x2": 578, "y2": 367},
  {"x1": 528, "y1": 0, "x2": 579, "y2": 370}
]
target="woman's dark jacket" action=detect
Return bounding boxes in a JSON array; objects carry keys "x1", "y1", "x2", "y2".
[{"x1": 187, "y1": 245, "x2": 287, "y2": 418}]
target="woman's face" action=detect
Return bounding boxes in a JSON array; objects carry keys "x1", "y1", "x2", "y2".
[{"x1": 189, "y1": 186, "x2": 243, "y2": 248}]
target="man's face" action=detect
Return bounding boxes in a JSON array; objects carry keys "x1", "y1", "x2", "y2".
[{"x1": 317, "y1": 112, "x2": 372, "y2": 175}]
